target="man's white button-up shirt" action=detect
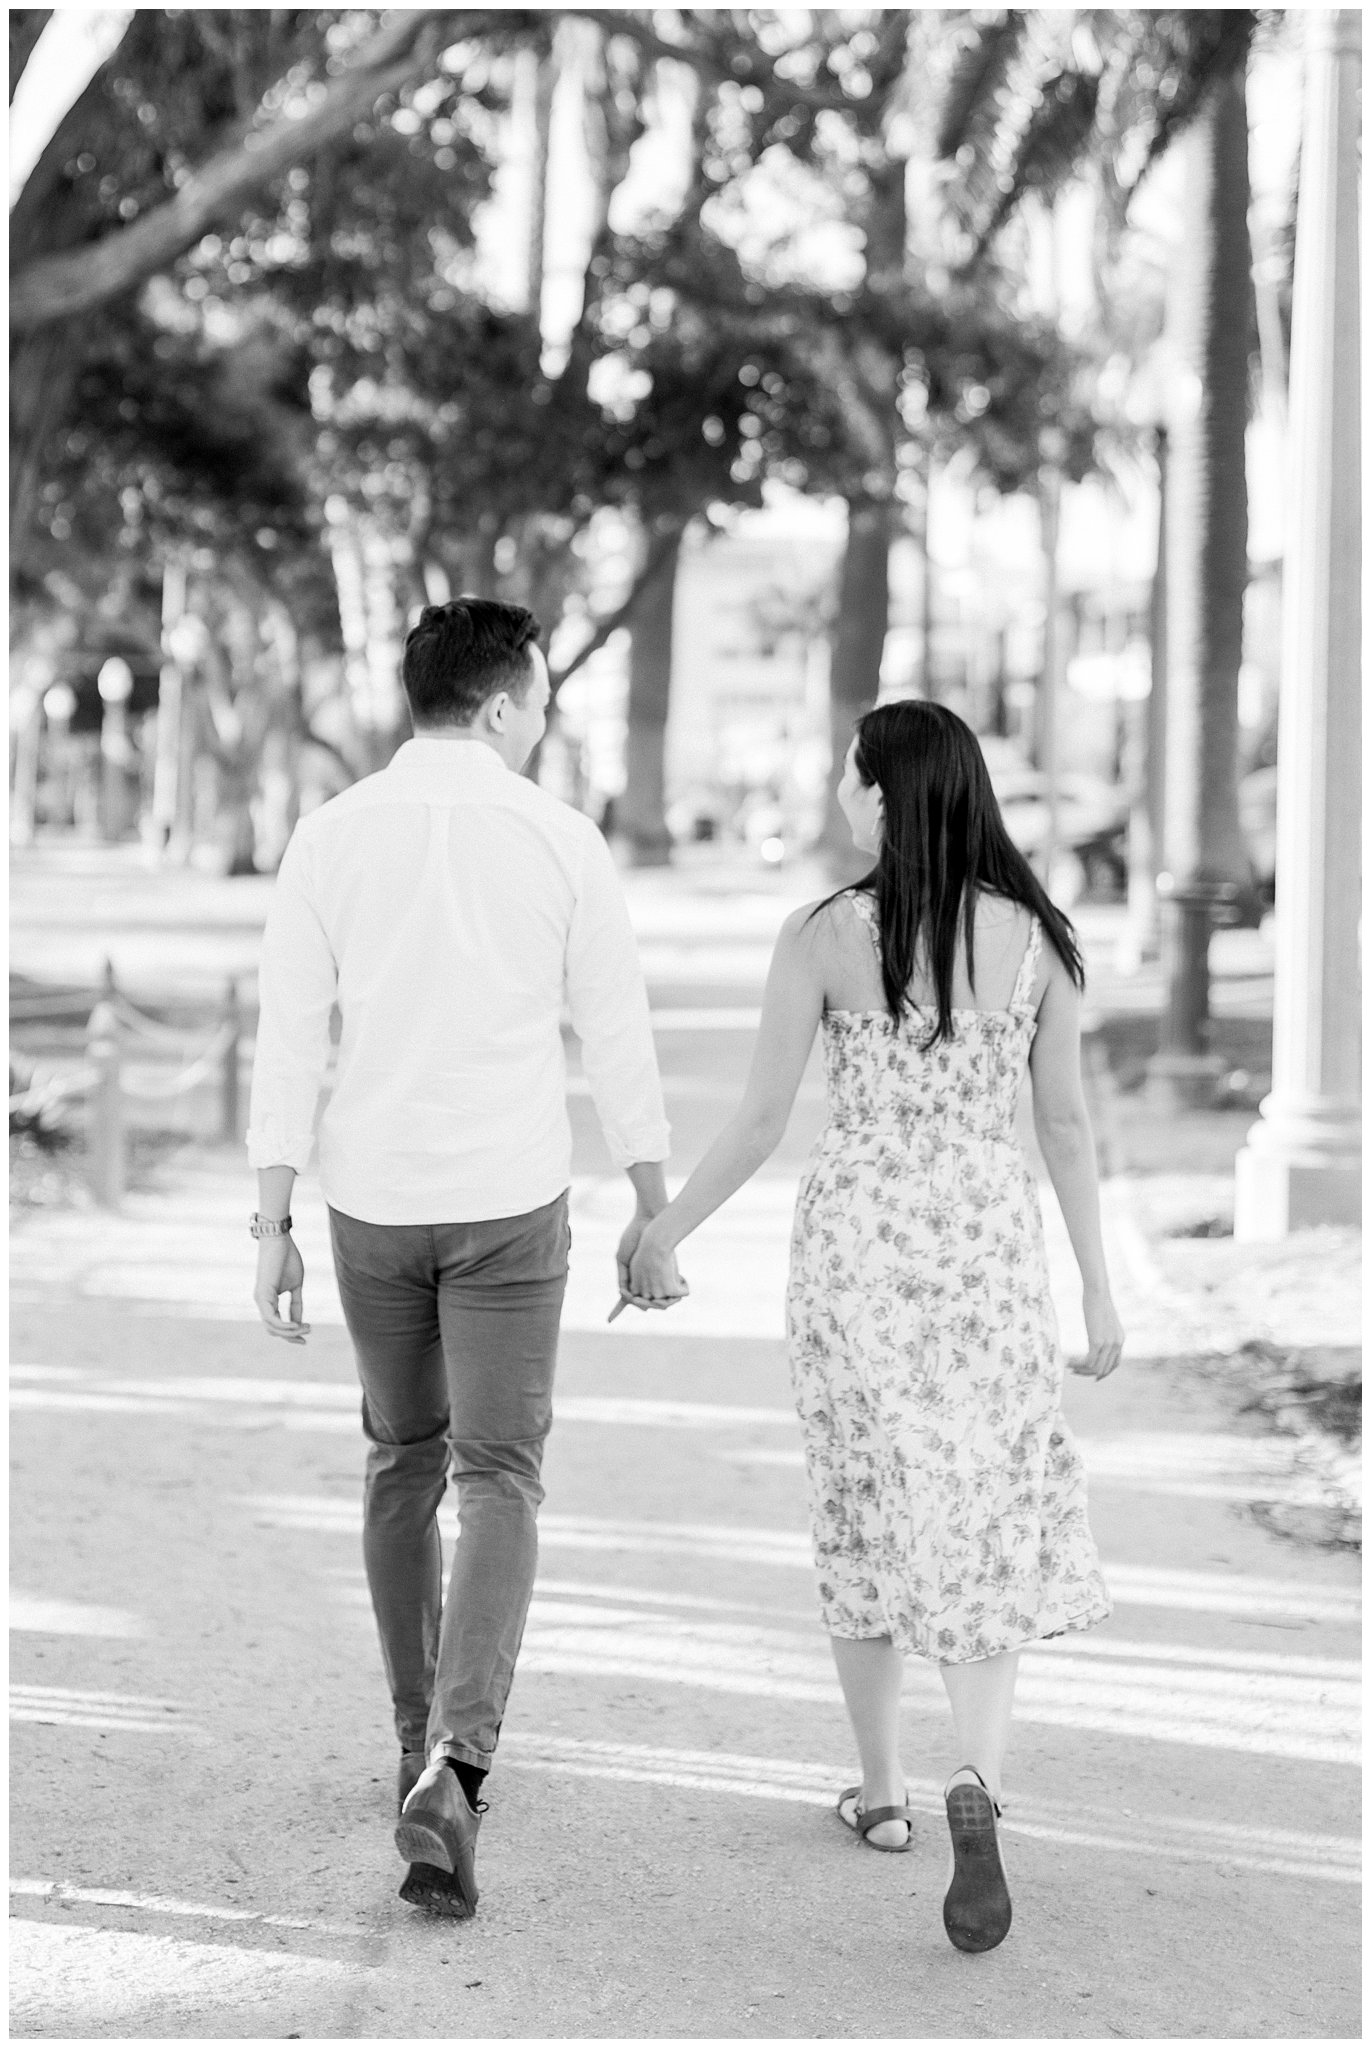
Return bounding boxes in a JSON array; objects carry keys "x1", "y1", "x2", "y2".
[{"x1": 247, "y1": 737, "x2": 670, "y2": 1225}]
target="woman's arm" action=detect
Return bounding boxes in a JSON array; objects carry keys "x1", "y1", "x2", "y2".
[
  {"x1": 1027, "y1": 955, "x2": 1124, "y2": 1379},
  {"x1": 627, "y1": 905, "x2": 826, "y2": 1297}
]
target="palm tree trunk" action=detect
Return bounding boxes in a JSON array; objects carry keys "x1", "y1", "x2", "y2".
[
  {"x1": 1120, "y1": 426, "x2": 1169, "y2": 969},
  {"x1": 619, "y1": 522, "x2": 684, "y2": 866},
  {"x1": 821, "y1": 498, "x2": 893, "y2": 869},
  {"x1": 524, "y1": 33, "x2": 555, "y2": 323},
  {"x1": 819, "y1": 119, "x2": 906, "y2": 872},
  {"x1": 1155, "y1": 60, "x2": 1255, "y2": 1099},
  {"x1": 1146, "y1": 426, "x2": 1170, "y2": 875}
]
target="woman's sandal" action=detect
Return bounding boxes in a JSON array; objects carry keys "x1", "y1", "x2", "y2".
[
  {"x1": 836, "y1": 1785, "x2": 915, "y2": 1853},
  {"x1": 942, "y1": 1766, "x2": 1011, "y2": 1952}
]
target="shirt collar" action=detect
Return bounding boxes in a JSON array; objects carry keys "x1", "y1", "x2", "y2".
[{"x1": 387, "y1": 737, "x2": 511, "y2": 778}]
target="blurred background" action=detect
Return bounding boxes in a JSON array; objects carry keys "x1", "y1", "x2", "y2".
[
  {"x1": 7, "y1": 7, "x2": 1360, "y2": 1245},
  {"x1": 10, "y1": 25, "x2": 1362, "y2": 2029},
  {"x1": 9, "y1": 9, "x2": 1298, "y2": 883}
]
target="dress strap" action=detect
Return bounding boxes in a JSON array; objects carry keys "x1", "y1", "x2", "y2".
[
  {"x1": 846, "y1": 888, "x2": 881, "y2": 954},
  {"x1": 1010, "y1": 916, "x2": 1043, "y2": 1010}
]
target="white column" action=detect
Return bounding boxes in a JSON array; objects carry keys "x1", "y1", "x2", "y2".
[{"x1": 1234, "y1": 10, "x2": 1361, "y2": 1237}]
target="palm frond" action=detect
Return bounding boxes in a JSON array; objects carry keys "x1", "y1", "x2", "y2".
[
  {"x1": 1140, "y1": 9, "x2": 1257, "y2": 166},
  {"x1": 975, "y1": 68, "x2": 1100, "y2": 255},
  {"x1": 935, "y1": 10, "x2": 1028, "y2": 160}
]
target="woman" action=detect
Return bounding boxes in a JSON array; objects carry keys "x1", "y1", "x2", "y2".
[{"x1": 627, "y1": 700, "x2": 1122, "y2": 1954}]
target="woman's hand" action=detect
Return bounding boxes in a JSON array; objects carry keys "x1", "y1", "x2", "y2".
[
  {"x1": 626, "y1": 1220, "x2": 689, "y2": 1309},
  {"x1": 1071, "y1": 1288, "x2": 1124, "y2": 1379}
]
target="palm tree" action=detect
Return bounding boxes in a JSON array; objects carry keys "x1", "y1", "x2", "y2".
[{"x1": 932, "y1": 9, "x2": 1263, "y2": 1085}]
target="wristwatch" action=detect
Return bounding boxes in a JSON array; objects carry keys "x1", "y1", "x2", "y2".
[{"x1": 249, "y1": 1213, "x2": 293, "y2": 1239}]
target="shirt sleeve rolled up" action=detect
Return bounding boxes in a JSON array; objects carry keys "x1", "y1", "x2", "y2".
[
  {"x1": 566, "y1": 826, "x2": 670, "y2": 1169},
  {"x1": 246, "y1": 829, "x2": 338, "y2": 1174}
]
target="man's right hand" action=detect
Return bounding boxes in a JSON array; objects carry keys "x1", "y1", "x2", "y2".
[{"x1": 254, "y1": 1235, "x2": 311, "y2": 1344}]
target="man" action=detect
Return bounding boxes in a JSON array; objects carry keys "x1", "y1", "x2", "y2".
[{"x1": 247, "y1": 597, "x2": 682, "y2": 1918}]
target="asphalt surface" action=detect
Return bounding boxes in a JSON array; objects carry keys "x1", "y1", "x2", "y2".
[{"x1": 9, "y1": 852, "x2": 1362, "y2": 2039}]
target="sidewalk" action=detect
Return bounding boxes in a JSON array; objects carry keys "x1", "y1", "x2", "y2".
[{"x1": 9, "y1": 844, "x2": 1362, "y2": 2038}]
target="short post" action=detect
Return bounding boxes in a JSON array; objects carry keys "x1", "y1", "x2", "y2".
[
  {"x1": 1146, "y1": 876, "x2": 1241, "y2": 1109},
  {"x1": 220, "y1": 977, "x2": 241, "y2": 1143},
  {"x1": 86, "y1": 999, "x2": 124, "y2": 1210}
]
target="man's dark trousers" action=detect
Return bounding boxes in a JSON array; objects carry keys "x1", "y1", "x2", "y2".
[{"x1": 329, "y1": 1192, "x2": 570, "y2": 1772}]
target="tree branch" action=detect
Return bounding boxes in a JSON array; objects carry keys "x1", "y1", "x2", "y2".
[
  {"x1": 10, "y1": 9, "x2": 497, "y2": 333},
  {"x1": 550, "y1": 517, "x2": 689, "y2": 693},
  {"x1": 9, "y1": 10, "x2": 52, "y2": 103}
]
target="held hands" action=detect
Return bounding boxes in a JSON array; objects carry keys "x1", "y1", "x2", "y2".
[
  {"x1": 1070, "y1": 1287, "x2": 1124, "y2": 1380},
  {"x1": 611, "y1": 1214, "x2": 689, "y2": 1321},
  {"x1": 254, "y1": 1234, "x2": 310, "y2": 1345}
]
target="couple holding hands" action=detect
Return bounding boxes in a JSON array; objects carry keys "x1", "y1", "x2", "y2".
[{"x1": 249, "y1": 597, "x2": 1121, "y2": 1953}]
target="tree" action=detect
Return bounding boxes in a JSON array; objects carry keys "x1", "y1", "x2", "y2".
[
  {"x1": 9, "y1": 10, "x2": 516, "y2": 555},
  {"x1": 929, "y1": 7, "x2": 1265, "y2": 1076}
]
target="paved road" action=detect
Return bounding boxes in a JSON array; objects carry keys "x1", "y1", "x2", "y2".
[{"x1": 9, "y1": 859, "x2": 1360, "y2": 2038}]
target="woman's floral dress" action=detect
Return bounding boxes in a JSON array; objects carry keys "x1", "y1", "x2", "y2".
[{"x1": 786, "y1": 890, "x2": 1111, "y2": 1664}]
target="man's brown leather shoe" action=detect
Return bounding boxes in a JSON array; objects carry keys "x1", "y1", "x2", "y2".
[{"x1": 395, "y1": 1761, "x2": 483, "y2": 1918}]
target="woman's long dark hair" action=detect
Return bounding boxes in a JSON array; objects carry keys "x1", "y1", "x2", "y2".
[{"x1": 816, "y1": 699, "x2": 1085, "y2": 1046}]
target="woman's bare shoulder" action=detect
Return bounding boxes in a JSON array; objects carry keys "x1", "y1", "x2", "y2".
[{"x1": 782, "y1": 890, "x2": 860, "y2": 935}]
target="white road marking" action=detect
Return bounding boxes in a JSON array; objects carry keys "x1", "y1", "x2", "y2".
[
  {"x1": 240, "y1": 1490, "x2": 1360, "y2": 1625},
  {"x1": 555, "y1": 1395, "x2": 797, "y2": 1428},
  {"x1": 513, "y1": 1611, "x2": 1358, "y2": 1765},
  {"x1": 719, "y1": 1432, "x2": 1346, "y2": 1507},
  {"x1": 320, "y1": 1570, "x2": 1358, "y2": 1765},
  {"x1": 11, "y1": 1594, "x2": 147, "y2": 1638},
  {"x1": 11, "y1": 1368, "x2": 796, "y2": 1431},
  {"x1": 10, "y1": 1878, "x2": 358, "y2": 1936},
  {"x1": 8, "y1": 1921, "x2": 361, "y2": 2032},
  {"x1": 11, "y1": 1684, "x2": 205, "y2": 1739},
  {"x1": 1102, "y1": 1562, "x2": 1359, "y2": 1624},
  {"x1": 496, "y1": 1734, "x2": 1359, "y2": 1885},
  {"x1": 647, "y1": 1007, "x2": 763, "y2": 1030}
]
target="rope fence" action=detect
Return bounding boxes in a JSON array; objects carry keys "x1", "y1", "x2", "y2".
[{"x1": 9, "y1": 963, "x2": 244, "y2": 1211}]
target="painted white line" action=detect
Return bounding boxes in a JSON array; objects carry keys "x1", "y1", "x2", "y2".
[
  {"x1": 1103, "y1": 1562, "x2": 1359, "y2": 1625},
  {"x1": 239, "y1": 1492, "x2": 1360, "y2": 1623},
  {"x1": 533, "y1": 1576, "x2": 813, "y2": 1619},
  {"x1": 496, "y1": 1735, "x2": 1359, "y2": 1885},
  {"x1": 11, "y1": 1684, "x2": 206, "y2": 1740},
  {"x1": 715, "y1": 1445, "x2": 1341, "y2": 1506},
  {"x1": 10, "y1": 1711, "x2": 200, "y2": 1736},
  {"x1": 10, "y1": 1879, "x2": 359, "y2": 1936},
  {"x1": 649, "y1": 1007, "x2": 762, "y2": 1030},
  {"x1": 11, "y1": 1595, "x2": 147, "y2": 1638},
  {"x1": 12, "y1": 1369, "x2": 799, "y2": 1433},
  {"x1": 9, "y1": 1921, "x2": 361, "y2": 2031},
  {"x1": 10, "y1": 1388, "x2": 360, "y2": 1430},
  {"x1": 515, "y1": 1634, "x2": 1358, "y2": 1764},
  {"x1": 555, "y1": 1396, "x2": 797, "y2": 1428},
  {"x1": 9, "y1": 1367, "x2": 357, "y2": 1407},
  {"x1": 11, "y1": 1390, "x2": 192, "y2": 1416}
]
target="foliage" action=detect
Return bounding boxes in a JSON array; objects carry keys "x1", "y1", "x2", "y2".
[{"x1": 931, "y1": 8, "x2": 1263, "y2": 264}]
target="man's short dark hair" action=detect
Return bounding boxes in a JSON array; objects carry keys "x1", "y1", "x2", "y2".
[{"x1": 401, "y1": 597, "x2": 542, "y2": 727}]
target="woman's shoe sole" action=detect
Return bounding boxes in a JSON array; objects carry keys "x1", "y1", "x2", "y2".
[{"x1": 943, "y1": 1782, "x2": 1011, "y2": 1953}]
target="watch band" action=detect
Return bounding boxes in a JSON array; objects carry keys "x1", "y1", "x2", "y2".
[{"x1": 250, "y1": 1212, "x2": 293, "y2": 1239}]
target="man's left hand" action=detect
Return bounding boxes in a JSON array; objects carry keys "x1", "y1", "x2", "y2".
[
  {"x1": 615, "y1": 1215, "x2": 688, "y2": 1314},
  {"x1": 254, "y1": 1235, "x2": 310, "y2": 1344}
]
